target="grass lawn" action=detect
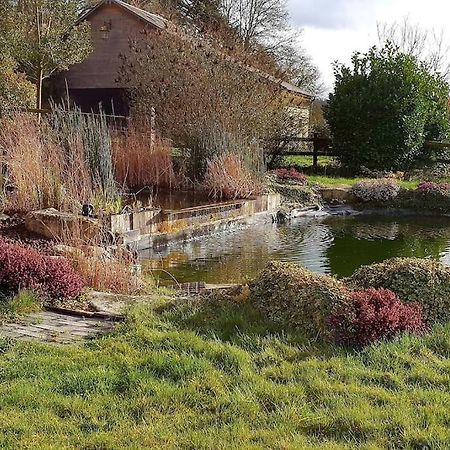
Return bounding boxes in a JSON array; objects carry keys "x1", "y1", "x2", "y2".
[
  {"x1": 307, "y1": 175, "x2": 419, "y2": 190},
  {"x1": 1, "y1": 298, "x2": 450, "y2": 448},
  {"x1": 283, "y1": 155, "x2": 336, "y2": 167}
]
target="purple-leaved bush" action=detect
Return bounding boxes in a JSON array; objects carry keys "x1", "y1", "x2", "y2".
[
  {"x1": 328, "y1": 288, "x2": 425, "y2": 347},
  {"x1": 0, "y1": 239, "x2": 85, "y2": 301},
  {"x1": 416, "y1": 182, "x2": 450, "y2": 193},
  {"x1": 271, "y1": 168, "x2": 307, "y2": 184}
]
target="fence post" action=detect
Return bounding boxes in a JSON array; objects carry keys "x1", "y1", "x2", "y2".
[
  {"x1": 150, "y1": 107, "x2": 156, "y2": 148},
  {"x1": 312, "y1": 132, "x2": 319, "y2": 170}
]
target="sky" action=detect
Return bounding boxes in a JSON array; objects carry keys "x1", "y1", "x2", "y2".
[{"x1": 287, "y1": 0, "x2": 450, "y2": 95}]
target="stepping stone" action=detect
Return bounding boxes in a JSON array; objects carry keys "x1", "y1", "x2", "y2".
[
  {"x1": 87, "y1": 291, "x2": 161, "y2": 316},
  {"x1": 0, "y1": 311, "x2": 115, "y2": 345}
]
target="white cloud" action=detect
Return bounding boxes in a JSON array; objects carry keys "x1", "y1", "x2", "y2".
[
  {"x1": 288, "y1": 0, "x2": 382, "y2": 30},
  {"x1": 288, "y1": 0, "x2": 450, "y2": 94}
]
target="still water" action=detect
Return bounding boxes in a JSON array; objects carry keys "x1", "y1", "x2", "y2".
[{"x1": 141, "y1": 214, "x2": 450, "y2": 284}]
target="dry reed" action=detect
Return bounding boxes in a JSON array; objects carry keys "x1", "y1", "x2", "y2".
[
  {"x1": 0, "y1": 113, "x2": 98, "y2": 213},
  {"x1": 0, "y1": 114, "x2": 91, "y2": 213},
  {"x1": 55, "y1": 222, "x2": 147, "y2": 295},
  {"x1": 113, "y1": 127, "x2": 177, "y2": 190},
  {"x1": 69, "y1": 251, "x2": 145, "y2": 295},
  {"x1": 203, "y1": 152, "x2": 264, "y2": 200}
]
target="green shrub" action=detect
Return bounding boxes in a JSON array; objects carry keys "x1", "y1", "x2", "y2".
[
  {"x1": 326, "y1": 44, "x2": 450, "y2": 171},
  {"x1": 351, "y1": 178, "x2": 400, "y2": 202},
  {"x1": 395, "y1": 188, "x2": 450, "y2": 213},
  {"x1": 348, "y1": 257, "x2": 450, "y2": 325},
  {"x1": 0, "y1": 55, "x2": 34, "y2": 115},
  {"x1": 250, "y1": 261, "x2": 350, "y2": 338}
]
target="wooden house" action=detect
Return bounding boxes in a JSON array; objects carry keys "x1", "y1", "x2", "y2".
[{"x1": 57, "y1": 0, "x2": 313, "y2": 133}]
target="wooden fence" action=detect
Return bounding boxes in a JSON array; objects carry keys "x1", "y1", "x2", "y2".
[
  {"x1": 268, "y1": 135, "x2": 450, "y2": 169},
  {"x1": 266, "y1": 133, "x2": 335, "y2": 169}
]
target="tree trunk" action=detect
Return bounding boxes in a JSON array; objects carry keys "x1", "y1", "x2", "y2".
[{"x1": 36, "y1": 70, "x2": 43, "y2": 122}]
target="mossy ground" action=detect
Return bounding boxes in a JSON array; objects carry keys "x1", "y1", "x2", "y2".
[
  {"x1": 0, "y1": 297, "x2": 450, "y2": 448},
  {"x1": 0, "y1": 291, "x2": 41, "y2": 322}
]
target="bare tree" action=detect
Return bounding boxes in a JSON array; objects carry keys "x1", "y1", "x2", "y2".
[
  {"x1": 220, "y1": 0, "x2": 289, "y2": 47},
  {"x1": 265, "y1": 28, "x2": 324, "y2": 95},
  {"x1": 120, "y1": 31, "x2": 294, "y2": 178},
  {"x1": 377, "y1": 17, "x2": 450, "y2": 79},
  {"x1": 219, "y1": 0, "x2": 322, "y2": 93},
  {"x1": 130, "y1": 0, "x2": 322, "y2": 93}
]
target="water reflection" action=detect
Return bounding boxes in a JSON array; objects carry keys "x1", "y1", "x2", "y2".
[{"x1": 141, "y1": 214, "x2": 450, "y2": 284}]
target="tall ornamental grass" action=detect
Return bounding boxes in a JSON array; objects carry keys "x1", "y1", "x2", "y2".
[
  {"x1": 203, "y1": 152, "x2": 264, "y2": 200},
  {"x1": 0, "y1": 105, "x2": 119, "y2": 214},
  {"x1": 113, "y1": 126, "x2": 177, "y2": 190}
]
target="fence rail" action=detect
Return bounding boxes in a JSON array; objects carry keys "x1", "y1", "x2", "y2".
[
  {"x1": 266, "y1": 134, "x2": 335, "y2": 169},
  {"x1": 268, "y1": 136, "x2": 450, "y2": 168}
]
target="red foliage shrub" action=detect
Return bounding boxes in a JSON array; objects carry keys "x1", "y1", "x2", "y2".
[
  {"x1": 416, "y1": 181, "x2": 450, "y2": 193},
  {"x1": 271, "y1": 168, "x2": 307, "y2": 183},
  {"x1": 0, "y1": 239, "x2": 85, "y2": 301},
  {"x1": 43, "y1": 258, "x2": 86, "y2": 300},
  {"x1": 328, "y1": 288, "x2": 425, "y2": 347}
]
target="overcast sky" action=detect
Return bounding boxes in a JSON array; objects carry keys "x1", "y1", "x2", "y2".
[{"x1": 287, "y1": 0, "x2": 450, "y2": 95}]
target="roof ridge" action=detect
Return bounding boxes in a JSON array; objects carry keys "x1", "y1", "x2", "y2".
[
  {"x1": 79, "y1": 0, "x2": 167, "y2": 29},
  {"x1": 78, "y1": 0, "x2": 312, "y2": 98}
]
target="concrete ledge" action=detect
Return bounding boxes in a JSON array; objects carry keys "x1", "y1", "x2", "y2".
[
  {"x1": 319, "y1": 186, "x2": 356, "y2": 203},
  {"x1": 112, "y1": 193, "x2": 281, "y2": 250},
  {"x1": 133, "y1": 210, "x2": 274, "y2": 250},
  {"x1": 23, "y1": 194, "x2": 281, "y2": 249},
  {"x1": 25, "y1": 208, "x2": 100, "y2": 241}
]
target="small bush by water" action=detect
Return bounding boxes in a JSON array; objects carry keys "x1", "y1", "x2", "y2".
[
  {"x1": 329, "y1": 288, "x2": 425, "y2": 347},
  {"x1": 351, "y1": 178, "x2": 400, "y2": 202},
  {"x1": 0, "y1": 239, "x2": 84, "y2": 302},
  {"x1": 250, "y1": 261, "x2": 350, "y2": 339},
  {"x1": 348, "y1": 257, "x2": 450, "y2": 325},
  {"x1": 395, "y1": 183, "x2": 450, "y2": 213}
]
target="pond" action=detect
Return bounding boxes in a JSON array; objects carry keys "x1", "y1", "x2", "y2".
[{"x1": 141, "y1": 213, "x2": 450, "y2": 285}]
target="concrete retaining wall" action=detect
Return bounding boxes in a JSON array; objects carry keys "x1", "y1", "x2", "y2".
[
  {"x1": 107, "y1": 193, "x2": 281, "y2": 250},
  {"x1": 25, "y1": 194, "x2": 281, "y2": 250}
]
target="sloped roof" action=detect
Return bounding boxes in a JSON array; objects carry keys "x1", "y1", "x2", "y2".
[
  {"x1": 78, "y1": 0, "x2": 167, "y2": 29},
  {"x1": 79, "y1": 0, "x2": 312, "y2": 99}
]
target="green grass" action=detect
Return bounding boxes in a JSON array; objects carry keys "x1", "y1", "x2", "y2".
[
  {"x1": 307, "y1": 175, "x2": 419, "y2": 190},
  {"x1": 284, "y1": 155, "x2": 336, "y2": 167},
  {"x1": 0, "y1": 298, "x2": 450, "y2": 448},
  {"x1": 0, "y1": 291, "x2": 41, "y2": 321}
]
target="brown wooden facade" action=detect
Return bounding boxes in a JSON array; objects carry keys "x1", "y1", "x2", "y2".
[{"x1": 56, "y1": 0, "x2": 312, "y2": 129}]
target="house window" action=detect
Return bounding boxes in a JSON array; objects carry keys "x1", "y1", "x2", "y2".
[{"x1": 100, "y1": 20, "x2": 112, "y2": 39}]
